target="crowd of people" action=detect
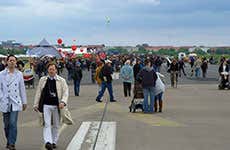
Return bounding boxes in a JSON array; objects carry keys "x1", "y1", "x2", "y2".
[{"x1": 0, "y1": 53, "x2": 229, "y2": 150}]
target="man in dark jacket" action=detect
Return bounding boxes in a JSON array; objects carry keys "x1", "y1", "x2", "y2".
[
  {"x1": 71, "y1": 61, "x2": 82, "y2": 96},
  {"x1": 168, "y1": 59, "x2": 179, "y2": 87},
  {"x1": 137, "y1": 59, "x2": 157, "y2": 113},
  {"x1": 201, "y1": 58, "x2": 208, "y2": 78},
  {"x1": 96, "y1": 59, "x2": 116, "y2": 102},
  {"x1": 178, "y1": 58, "x2": 186, "y2": 77},
  {"x1": 133, "y1": 59, "x2": 141, "y2": 80}
]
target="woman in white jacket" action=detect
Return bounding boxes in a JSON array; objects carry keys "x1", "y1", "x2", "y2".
[{"x1": 154, "y1": 72, "x2": 165, "y2": 112}]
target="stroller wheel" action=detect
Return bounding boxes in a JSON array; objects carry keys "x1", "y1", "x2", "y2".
[
  {"x1": 141, "y1": 107, "x2": 144, "y2": 112},
  {"x1": 218, "y1": 84, "x2": 223, "y2": 90},
  {"x1": 133, "y1": 108, "x2": 136, "y2": 113}
]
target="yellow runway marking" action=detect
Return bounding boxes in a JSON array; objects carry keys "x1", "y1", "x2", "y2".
[
  {"x1": 128, "y1": 113, "x2": 183, "y2": 127},
  {"x1": 109, "y1": 103, "x2": 184, "y2": 127}
]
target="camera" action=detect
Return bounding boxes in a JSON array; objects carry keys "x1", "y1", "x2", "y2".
[{"x1": 49, "y1": 92, "x2": 57, "y2": 98}]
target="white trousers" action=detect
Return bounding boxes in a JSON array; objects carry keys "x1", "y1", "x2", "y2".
[{"x1": 43, "y1": 105, "x2": 60, "y2": 144}]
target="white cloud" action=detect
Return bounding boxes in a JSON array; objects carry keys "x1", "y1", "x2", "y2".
[
  {"x1": 0, "y1": 0, "x2": 161, "y2": 18},
  {"x1": 0, "y1": 0, "x2": 91, "y2": 18},
  {"x1": 128, "y1": 0, "x2": 160, "y2": 5}
]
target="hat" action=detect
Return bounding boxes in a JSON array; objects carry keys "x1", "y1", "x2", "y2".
[
  {"x1": 105, "y1": 59, "x2": 112, "y2": 64},
  {"x1": 125, "y1": 60, "x2": 130, "y2": 65},
  {"x1": 76, "y1": 61, "x2": 81, "y2": 66}
]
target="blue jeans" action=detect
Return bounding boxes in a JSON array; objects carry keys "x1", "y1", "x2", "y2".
[
  {"x1": 74, "y1": 80, "x2": 81, "y2": 96},
  {"x1": 67, "y1": 70, "x2": 73, "y2": 81},
  {"x1": 195, "y1": 68, "x2": 200, "y2": 77},
  {"x1": 3, "y1": 110, "x2": 19, "y2": 145},
  {"x1": 96, "y1": 82, "x2": 114, "y2": 101},
  {"x1": 143, "y1": 87, "x2": 155, "y2": 113}
]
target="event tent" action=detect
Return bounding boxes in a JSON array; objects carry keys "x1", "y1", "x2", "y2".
[{"x1": 26, "y1": 39, "x2": 61, "y2": 58}]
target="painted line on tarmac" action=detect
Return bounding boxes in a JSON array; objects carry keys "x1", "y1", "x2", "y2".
[
  {"x1": 66, "y1": 122, "x2": 90, "y2": 150},
  {"x1": 128, "y1": 113, "x2": 184, "y2": 127},
  {"x1": 18, "y1": 103, "x2": 106, "y2": 150},
  {"x1": 109, "y1": 103, "x2": 184, "y2": 127},
  {"x1": 66, "y1": 121, "x2": 116, "y2": 150}
]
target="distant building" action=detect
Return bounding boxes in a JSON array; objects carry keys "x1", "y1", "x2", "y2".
[
  {"x1": 86, "y1": 45, "x2": 105, "y2": 53},
  {"x1": 1, "y1": 40, "x2": 23, "y2": 49},
  {"x1": 144, "y1": 46, "x2": 181, "y2": 51},
  {"x1": 104, "y1": 46, "x2": 138, "y2": 52}
]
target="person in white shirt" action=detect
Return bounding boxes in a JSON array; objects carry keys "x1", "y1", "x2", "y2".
[{"x1": 0, "y1": 54, "x2": 27, "y2": 150}]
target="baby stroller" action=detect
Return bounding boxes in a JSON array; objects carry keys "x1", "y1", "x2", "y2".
[
  {"x1": 23, "y1": 64, "x2": 35, "y2": 88},
  {"x1": 129, "y1": 81, "x2": 144, "y2": 113},
  {"x1": 218, "y1": 72, "x2": 230, "y2": 90}
]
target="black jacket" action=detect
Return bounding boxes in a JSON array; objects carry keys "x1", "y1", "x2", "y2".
[
  {"x1": 72, "y1": 66, "x2": 82, "y2": 81},
  {"x1": 169, "y1": 63, "x2": 179, "y2": 72},
  {"x1": 133, "y1": 64, "x2": 141, "y2": 80},
  {"x1": 137, "y1": 67, "x2": 158, "y2": 88},
  {"x1": 99, "y1": 64, "x2": 113, "y2": 83},
  {"x1": 218, "y1": 63, "x2": 229, "y2": 74}
]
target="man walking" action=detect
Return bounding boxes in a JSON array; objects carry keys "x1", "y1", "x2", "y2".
[
  {"x1": 168, "y1": 59, "x2": 179, "y2": 87},
  {"x1": 178, "y1": 58, "x2": 187, "y2": 77},
  {"x1": 194, "y1": 57, "x2": 202, "y2": 78},
  {"x1": 72, "y1": 61, "x2": 82, "y2": 96},
  {"x1": 201, "y1": 57, "x2": 208, "y2": 78},
  {"x1": 0, "y1": 54, "x2": 27, "y2": 150},
  {"x1": 33, "y1": 62, "x2": 70, "y2": 150},
  {"x1": 96, "y1": 59, "x2": 116, "y2": 102}
]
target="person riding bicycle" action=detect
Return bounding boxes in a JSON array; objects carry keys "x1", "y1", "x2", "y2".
[{"x1": 168, "y1": 58, "x2": 179, "y2": 87}]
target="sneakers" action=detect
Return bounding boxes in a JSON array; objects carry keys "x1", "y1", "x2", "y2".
[
  {"x1": 110, "y1": 100, "x2": 117, "y2": 102},
  {"x1": 8, "y1": 145, "x2": 16, "y2": 150},
  {"x1": 96, "y1": 99, "x2": 102, "y2": 102},
  {"x1": 45, "y1": 142, "x2": 53, "y2": 150}
]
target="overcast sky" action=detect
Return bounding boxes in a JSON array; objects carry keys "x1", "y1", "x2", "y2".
[{"x1": 0, "y1": 0, "x2": 230, "y2": 46}]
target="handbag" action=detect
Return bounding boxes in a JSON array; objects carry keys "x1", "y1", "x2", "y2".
[{"x1": 61, "y1": 107, "x2": 74, "y2": 125}]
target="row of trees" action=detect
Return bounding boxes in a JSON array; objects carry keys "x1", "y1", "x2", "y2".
[
  {"x1": 208, "y1": 49, "x2": 230, "y2": 55},
  {"x1": 107, "y1": 47, "x2": 208, "y2": 56},
  {"x1": 0, "y1": 48, "x2": 26, "y2": 55},
  {"x1": 107, "y1": 46, "x2": 230, "y2": 56},
  {"x1": 1, "y1": 46, "x2": 229, "y2": 57}
]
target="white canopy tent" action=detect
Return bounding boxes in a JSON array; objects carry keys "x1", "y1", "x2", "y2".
[
  {"x1": 15, "y1": 54, "x2": 38, "y2": 58},
  {"x1": 0, "y1": 54, "x2": 7, "y2": 58}
]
